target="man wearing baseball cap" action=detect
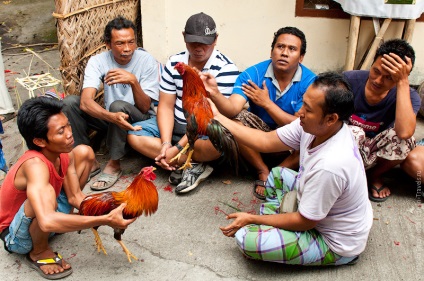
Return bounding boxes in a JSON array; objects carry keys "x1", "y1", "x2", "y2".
[
  {"x1": 128, "y1": 12, "x2": 240, "y2": 194},
  {"x1": 184, "y1": 12, "x2": 217, "y2": 45}
]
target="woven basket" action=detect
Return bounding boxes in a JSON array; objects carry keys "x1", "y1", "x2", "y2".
[{"x1": 53, "y1": 0, "x2": 141, "y2": 100}]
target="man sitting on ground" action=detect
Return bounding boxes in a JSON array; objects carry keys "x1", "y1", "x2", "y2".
[
  {"x1": 211, "y1": 72, "x2": 372, "y2": 265},
  {"x1": 63, "y1": 16, "x2": 159, "y2": 191},
  {"x1": 343, "y1": 39, "x2": 421, "y2": 202},
  {"x1": 127, "y1": 12, "x2": 239, "y2": 194},
  {"x1": 200, "y1": 26, "x2": 315, "y2": 199}
]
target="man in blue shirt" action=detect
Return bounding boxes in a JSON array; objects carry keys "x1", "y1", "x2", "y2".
[{"x1": 201, "y1": 27, "x2": 315, "y2": 199}]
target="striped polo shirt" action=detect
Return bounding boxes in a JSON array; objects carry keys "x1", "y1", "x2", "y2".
[{"x1": 160, "y1": 50, "x2": 239, "y2": 124}]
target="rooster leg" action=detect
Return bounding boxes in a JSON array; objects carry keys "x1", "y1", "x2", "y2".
[
  {"x1": 178, "y1": 149, "x2": 194, "y2": 170},
  {"x1": 169, "y1": 143, "x2": 190, "y2": 163},
  {"x1": 117, "y1": 240, "x2": 138, "y2": 263},
  {"x1": 91, "y1": 228, "x2": 107, "y2": 255}
]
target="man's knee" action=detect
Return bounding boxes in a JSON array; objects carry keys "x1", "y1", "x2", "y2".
[
  {"x1": 127, "y1": 133, "x2": 138, "y2": 145},
  {"x1": 63, "y1": 95, "x2": 81, "y2": 110},
  {"x1": 128, "y1": 134, "x2": 155, "y2": 147},
  {"x1": 73, "y1": 144, "x2": 95, "y2": 162},
  {"x1": 109, "y1": 100, "x2": 130, "y2": 113}
]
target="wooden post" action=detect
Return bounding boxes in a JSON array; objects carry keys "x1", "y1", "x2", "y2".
[
  {"x1": 403, "y1": 19, "x2": 416, "y2": 43},
  {"x1": 360, "y1": 18, "x2": 392, "y2": 70},
  {"x1": 344, "y1": 15, "x2": 361, "y2": 71}
]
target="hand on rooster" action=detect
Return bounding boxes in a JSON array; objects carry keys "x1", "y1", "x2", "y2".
[{"x1": 170, "y1": 62, "x2": 238, "y2": 171}]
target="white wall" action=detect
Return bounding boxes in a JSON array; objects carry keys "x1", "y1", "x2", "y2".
[{"x1": 141, "y1": 0, "x2": 424, "y2": 85}]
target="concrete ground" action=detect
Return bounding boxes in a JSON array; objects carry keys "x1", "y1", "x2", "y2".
[{"x1": 1, "y1": 47, "x2": 423, "y2": 281}]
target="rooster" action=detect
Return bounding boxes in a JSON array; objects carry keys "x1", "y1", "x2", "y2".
[
  {"x1": 78, "y1": 166, "x2": 158, "y2": 263},
  {"x1": 171, "y1": 62, "x2": 238, "y2": 170}
]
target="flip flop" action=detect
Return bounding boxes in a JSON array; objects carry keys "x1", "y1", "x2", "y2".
[
  {"x1": 252, "y1": 180, "x2": 266, "y2": 200},
  {"x1": 90, "y1": 170, "x2": 122, "y2": 191},
  {"x1": 87, "y1": 167, "x2": 101, "y2": 183},
  {"x1": 24, "y1": 252, "x2": 73, "y2": 280},
  {"x1": 369, "y1": 185, "x2": 390, "y2": 202}
]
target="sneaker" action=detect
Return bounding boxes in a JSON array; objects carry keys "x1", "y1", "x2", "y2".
[
  {"x1": 175, "y1": 163, "x2": 213, "y2": 194},
  {"x1": 168, "y1": 169, "x2": 183, "y2": 185}
]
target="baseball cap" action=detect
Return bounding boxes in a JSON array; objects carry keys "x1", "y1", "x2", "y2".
[{"x1": 184, "y1": 12, "x2": 217, "y2": 45}]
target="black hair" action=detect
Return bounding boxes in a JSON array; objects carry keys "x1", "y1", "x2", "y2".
[
  {"x1": 312, "y1": 72, "x2": 354, "y2": 122},
  {"x1": 103, "y1": 16, "x2": 136, "y2": 44},
  {"x1": 374, "y1": 39, "x2": 415, "y2": 68},
  {"x1": 271, "y1": 27, "x2": 306, "y2": 56},
  {"x1": 17, "y1": 97, "x2": 64, "y2": 151}
]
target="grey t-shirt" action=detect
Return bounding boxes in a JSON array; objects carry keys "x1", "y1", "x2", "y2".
[{"x1": 83, "y1": 49, "x2": 160, "y2": 115}]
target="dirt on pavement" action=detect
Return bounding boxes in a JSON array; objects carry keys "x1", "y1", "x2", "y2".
[
  {"x1": 1, "y1": 0, "x2": 62, "y2": 115},
  {"x1": 0, "y1": 0, "x2": 57, "y2": 51}
]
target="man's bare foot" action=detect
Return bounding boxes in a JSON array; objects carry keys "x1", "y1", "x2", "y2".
[
  {"x1": 369, "y1": 180, "x2": 391, "y2": 202},
  {"x1": 253, "y1": 171, "x2": 268, "y2": 199}
]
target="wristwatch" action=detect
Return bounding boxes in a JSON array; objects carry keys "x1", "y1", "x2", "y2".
[{"x1": 175, "y1": 143, "x2": 184, "y2": 151}]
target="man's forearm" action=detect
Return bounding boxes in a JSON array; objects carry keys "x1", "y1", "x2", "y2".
[
  {"x1": 131, "y1": 81, "x2": 152, "y2": 113},
  {"x1": 80, "y1": 98, "x2": 114, "y2": 122},
  {"x1": 250, "y1": 212, "x2": 317, "y2": 231},
  {"x1": 215, "y1": 113, "x2": 285, "y2": 153},
  {"x1": 210, "y1": 92, "x2": 239, "y2": 118},
  {"x1": 394, "y1": 80, "x2": 416, "y2": 139},
  {"x1": 264, "y1": 102, "x2": 297, "y2": 126}
]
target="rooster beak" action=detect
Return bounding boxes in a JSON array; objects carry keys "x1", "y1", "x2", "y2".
[{"x1": 152, "y1": 167, "x2": 156, "y2": 171}]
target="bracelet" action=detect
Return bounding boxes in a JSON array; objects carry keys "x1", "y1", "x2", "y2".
[
  {"x1": 175, "y1": 143, "x2": 184, "y2": 151},
  {"x1": 161, "y1": 141, "x2": 172, "y2": 147}
]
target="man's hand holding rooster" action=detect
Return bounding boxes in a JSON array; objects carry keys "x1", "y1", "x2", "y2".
[{"x1": 106, "y1": 203, "x2": 137, "y2": 229}]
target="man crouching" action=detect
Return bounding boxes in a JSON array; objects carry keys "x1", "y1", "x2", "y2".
[{"x1": 0, "y1": 97, "x2": 135, "y2": 279}]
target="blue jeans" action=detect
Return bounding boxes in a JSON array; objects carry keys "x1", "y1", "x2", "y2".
[
  {"x1": 128, "y1": 116, "x2": 189, "y2": 144},
  {"x1": 129, "y1": 116, "x2": 161, "y2": 137},
  {"x1": 4, "y1": 190, "x2": 72, "y2": 254}
]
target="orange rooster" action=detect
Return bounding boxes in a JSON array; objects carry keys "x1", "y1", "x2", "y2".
[
  {"x1": 171, "y1": 62, "x2": 238, "y2": 170},
  {"x1": 79, "y1": 166, "x2": 158, "y2": 262}
]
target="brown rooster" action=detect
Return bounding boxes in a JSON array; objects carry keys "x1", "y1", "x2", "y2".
[
  {"x1": 171, "y1": 62, "x2": 238, "y2": 170},
  {"x1": 79, "y1": 166, "x2": 158, "y2": 262}
]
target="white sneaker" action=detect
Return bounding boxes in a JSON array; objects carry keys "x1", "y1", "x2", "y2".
[{"x1": 175, "y1": 163, "x2": 213, "y2": 194}]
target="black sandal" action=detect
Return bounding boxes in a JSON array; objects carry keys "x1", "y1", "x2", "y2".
[{"x1": 252, "y1": 180, "x2": 266, "y2": 200}]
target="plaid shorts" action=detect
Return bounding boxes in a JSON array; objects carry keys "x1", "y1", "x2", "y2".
[
  {"x1": 234, "y1": 167, "x2": 357, "y2": 265},
  {"x1": 233, "y1": 109, "x2": 272, "y2": 132},
  {"x1": 349, "y1": 126, "x2": 416, "y2": 169}
]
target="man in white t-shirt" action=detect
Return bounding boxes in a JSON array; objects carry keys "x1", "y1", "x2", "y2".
[{"x1": 210, "y1": 72, "x2": 373, "y2": 265}]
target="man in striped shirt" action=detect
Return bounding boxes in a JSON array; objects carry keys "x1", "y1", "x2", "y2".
[{"x1": 128, "y1": 12, "x2": 239, "y2": 194}]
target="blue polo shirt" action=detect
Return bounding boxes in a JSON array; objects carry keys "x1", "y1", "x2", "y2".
[{"x1": 233, "y1": 59, "x2": 315, "y2": 129}]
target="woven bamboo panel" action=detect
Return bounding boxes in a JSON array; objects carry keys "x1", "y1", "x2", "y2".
[{"x1": 53, "y1": 0, "x2": 141, "y2": 98}]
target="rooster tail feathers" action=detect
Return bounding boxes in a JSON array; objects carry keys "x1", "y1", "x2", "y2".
[{"x1": 207, "y1": 119, "x2": 239, "y2": 174}]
